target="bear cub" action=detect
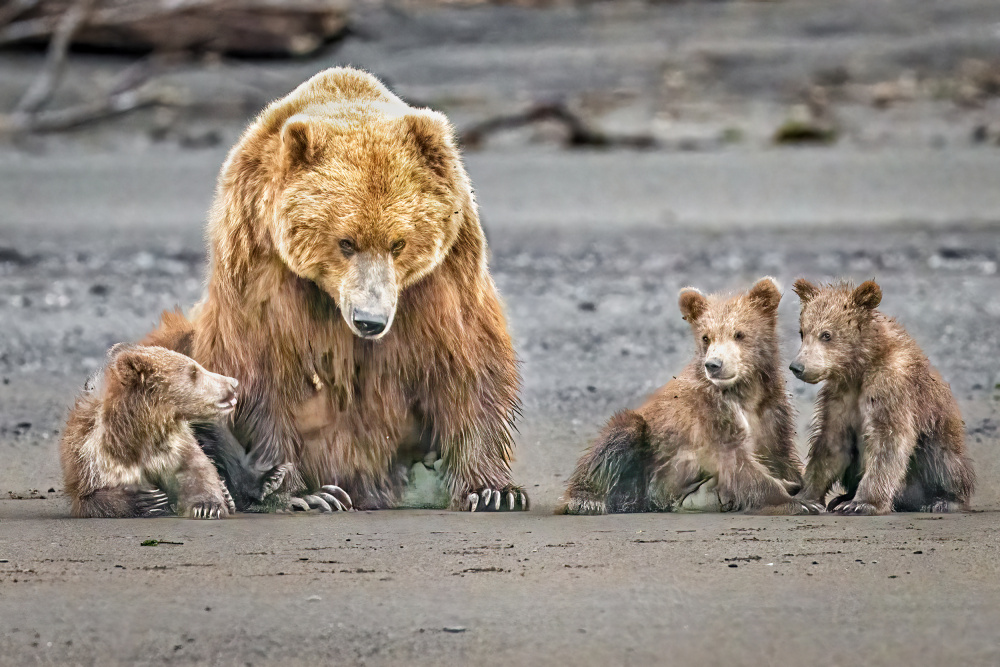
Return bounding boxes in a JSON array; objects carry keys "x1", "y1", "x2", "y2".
[
  {"x1": 560, "y1": 278, "x2": 818, "y2": 515},
  {"x1": 61, "y1": 344, "x2": 239, "y2": 519},
  {"x1": 790, "y1": 279, "x2": 975, "y2": 514}
]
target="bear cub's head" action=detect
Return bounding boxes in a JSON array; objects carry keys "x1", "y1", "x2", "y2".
[
  {"x1": 99, "y1": 345, "x2": 239, "y2": 422},
  {"x1": 272, "y1": 107, "x2": 466, "y2": 341},
  {"x1": 678, "y1": 277, "x2": 782, "y2": 390},
  {"x1": 789, "y1": 278, "x2": 882, "y2": 384}
]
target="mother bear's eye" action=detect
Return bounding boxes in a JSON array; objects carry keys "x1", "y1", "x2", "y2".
[
  {"x1": 391, "y1": 239, "x2": 406, "y2": 256},
  {"x1": 339, "y1": 239, "x2": 355, "y2": 257}
]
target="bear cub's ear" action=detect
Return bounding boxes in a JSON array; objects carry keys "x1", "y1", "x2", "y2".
[
  {"x1": 747, "y1": 276, "x2": 781, "y2": 313},
  {"x1": 793, "y1": 278, "x2": 819, "y2": 305},
  {"x1": 678, "y1": 287, "x2": 708, "y2": 323},
  {"x1": 111, "y1": 350, "x2": 155, "y2": 387},
  {"x1": 852, "y1": 280, "x2": 882, "y2": 310}
]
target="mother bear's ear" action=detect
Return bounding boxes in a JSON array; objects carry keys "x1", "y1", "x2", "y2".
[
  {"x1": 403, "y1": 111, "x2": 458, "y2": 182},
  {"x1": 281, "y1": 115, "x2": 327, "y2": 169}
]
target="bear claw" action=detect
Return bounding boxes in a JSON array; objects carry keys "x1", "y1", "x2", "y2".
[
  {"x1": 189, "y1": 501, "x2": 226, "y2": 519},
  {"x1": 288, "y1": 486, "x2": 353, "y2": 513},
  {"x1": 321, "y1": 485, "x2": 353, "y2": 510},
  {"x1": 261, "y1": 463, "x2": 292, "y2": 498},
  {"x1": 289, "y1": 497, "x2": 311, "y2": 512},
  {"x1": 795, "y1": 499, "x2": 824, "y2": 515},
  {"x1": 136, "y1": 489, "x2": 171, "y2": 517},
  {"x1": 834, "y1": 500, "x2": 883, "y2": 515},
  {"x1": 301, "y1": 494, "x2": 332, "y2": 512},
  {"x1": 221, "y1": 486, "x2": 236, "y2": 513},
  {"x1": 465, "y1": 487, "x2": 528, "y2": 512}
]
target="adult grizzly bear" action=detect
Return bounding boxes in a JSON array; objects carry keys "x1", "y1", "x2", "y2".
[{"x1": 177, "y1": 68, "x2": 526, "y2": 512}]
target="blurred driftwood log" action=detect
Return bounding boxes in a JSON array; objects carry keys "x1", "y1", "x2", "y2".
[
  {"x1": 0, "y1": 0, "x2": 350, "y2": 57},
  {"x1": 0, "y1": 0, "x2": 350, "y2": 133}
]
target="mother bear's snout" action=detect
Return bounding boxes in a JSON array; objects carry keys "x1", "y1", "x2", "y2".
[{"x1": 352, "y1": 309, "x2": 388, "y2": 337}]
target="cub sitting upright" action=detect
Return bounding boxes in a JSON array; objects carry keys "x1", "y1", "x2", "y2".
[
  {"x1": 61, "y1": 344, "x2": 238, "y2": 519},
  {"x1": 790, "y1": 279, "x2": 975, "y2": 514},
  {"x1": 560, "y1": 278, "x2": 816, "y2": 515}
]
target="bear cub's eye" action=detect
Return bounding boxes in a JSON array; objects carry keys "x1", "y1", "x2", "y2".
[
  {"x1": 189, "y1": 365, "x2": 198, "y2": 380},
  {"x1": 339, "y1": 239, "x2": 356, "y2": 257},
  {"x1": 820, "y1": 331, "x2": 832, "y2": 342},
  {"x1": 734, "y1": 331, "x2": 744, "y2": 341},
  {"x1": 391, "y1": 239, "x2": 406, "y2": 256},
  {"x1": 701, "y1": 335, "x2": 710, "y2": 344}
]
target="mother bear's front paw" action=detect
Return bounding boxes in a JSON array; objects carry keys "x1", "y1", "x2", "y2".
[
  {"x1": 288, "y1": 485, "x2": 353, "y2": 513},
  {"x1": 463, "y1": 485, "x2": 529, "y2": 512}
]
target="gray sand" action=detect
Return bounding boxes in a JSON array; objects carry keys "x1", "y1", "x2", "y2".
[{"x1": 2, "y1": 0, "x2": 1000, "y2": 663}]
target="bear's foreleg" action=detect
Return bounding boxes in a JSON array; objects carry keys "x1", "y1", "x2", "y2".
[
  {"x1": 170, "y1": 437, "x2": 236, "y2": 519},
  {"x1": 194, "y1": 421, "x2": 295, "y2": 511},
  {"x1": 755, "y1": 401, "x2": 805, "y2": 494},
  {"x1": 796, "y1": 392, "x2": 859, "y2": 507},
  {"x1": 557, "y1": 410, "x2": 652, "y2": 515},
  {"x1": 441, "y1": 426, "x2": 527, "y2": 512},
  {"x1": 73, "y1": 486, "x2": 171, "y2": 518},
  {"x1": 834, "y1": 413, "x2": 915, "y2": 515},
  {"x1": 716, "y1": 445, "x2": 820, "y2": 515}
]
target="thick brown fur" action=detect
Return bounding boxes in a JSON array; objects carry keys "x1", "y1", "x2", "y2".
[
  {"x1": 559, "y1": 278, "x2": 815, "y2": 515},
  {"x1": 790, "y1": 279, "x2": 975, "y2": 515},
  {"x1": 60, "y1": 345, "x2": 238, "y2": 519},
  {"x1": 156, "y1": 67, "x2": 523, "y2": 511}
]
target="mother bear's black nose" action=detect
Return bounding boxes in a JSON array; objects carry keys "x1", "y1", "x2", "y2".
[{"x1": 353, "y1": 310, "x2": 387, "y2": 336}]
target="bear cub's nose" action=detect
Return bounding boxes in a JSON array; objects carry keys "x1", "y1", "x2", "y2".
[
  {"x1": 353, "y1": 310, "x2": 388, "y2": 337},
  {"x1": 789, "y1": 361, "x2": 805, "y2": 378},
  {"x1": 704, "y1": 358, "x2": 724, "y2": 375}
]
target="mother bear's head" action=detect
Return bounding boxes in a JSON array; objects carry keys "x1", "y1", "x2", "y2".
[
  {"x1": 271, "y1": 103, "x2": 467, "y2": 340},
  {"x1": 213, "y1": 69, "x2": 476, "y2": 341}
]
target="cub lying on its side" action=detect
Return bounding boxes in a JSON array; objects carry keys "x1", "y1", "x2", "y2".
[
  {"x1": 61, "y1": 344, "x2": 238, "y2": 519},
  {"x1": 790, "y1": 279, "x2": 975, "y2": 514},
  {"x1": 559, "y1": 278, "x2": 818, "y2": 515}
]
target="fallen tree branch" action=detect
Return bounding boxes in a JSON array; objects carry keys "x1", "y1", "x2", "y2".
[
  {"x1": 0, "y1": 0, "x2": 350, "y2": 56},
  {"x1": 2, "y1": 50, "x2": 182, "y2": 134},
  {"x1": 460, "y1": 102, "x2": 657, "y2": 149},
  {"x1": 2, "y1": 87, "x2": 167, "y2": 133},
  {"x1": 15, "y1": 0, "x2": 93, "y2": 113},
  {"x1": 0, "y1": 0, "x2": 40, "y2": 31}
]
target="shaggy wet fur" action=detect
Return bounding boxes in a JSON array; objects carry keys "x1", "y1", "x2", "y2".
[
  {"x1": 791, "y1": 279, "x2": 975, "y2": 515},
  {"x1": 60, "y1": 345, "x2": 238, "y2": 519},
  {"x1": 559, "y1": 278, "x2": 814, "y2": 515},
  {"x1": 149, "y1": 68, "x2": 524, "y2": 511}
]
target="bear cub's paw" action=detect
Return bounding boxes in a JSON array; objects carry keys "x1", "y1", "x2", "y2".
[
  {"x1": 921, "y1": 499, "x2": 962, "y2": 513},
  {"x1": 186, "y1": 497, "x2": 230, "y2": 519},
  {"x1": 556, "y1": 496, "x2": 606, "y2": 515},
  {"x1": 135, "y1": 488, "x2": 172, "y2": 517},
  {"x1": 221, "y1": 484, "x2": 236, "y2": 513},
  {"x1": 825, "y1": 493, "x2": 853, "y2": 513},
  {"x1": 261, "y1": 463, "x2": 292, "y2": 498},
  {"x1": 744, "y1": 499, "x2": 821, "y2": 516},
  {"x1": 833, "y1": 500, "x2": 886, "y2": 516}
]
